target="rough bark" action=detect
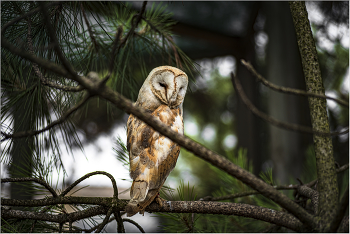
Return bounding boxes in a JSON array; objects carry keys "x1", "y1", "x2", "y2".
[
  {"x1": 289, "y1": 1, "x2": 338, "y2": 231},
  {"x1": 1, "y1": 197, "x2": 303, "y2": 232}
]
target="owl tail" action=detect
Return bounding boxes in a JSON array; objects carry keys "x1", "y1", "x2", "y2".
[
  {"x1": 125, "y1": 181, "x2": 159, "y2": 217},
  {"x1": 126, "y1": 180, "x2": 148, "y2": 217}
]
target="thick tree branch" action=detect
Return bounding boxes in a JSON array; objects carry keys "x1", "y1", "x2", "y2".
[
  {"x1": 241, "y1": 59, "x2": 349, "y2": 108},
  {"x1": 231, "y1": 72, "x2": 349, "y2": 137},
  {"x1": 297, "y1": 185, "x2": 319, "y2": 215},
  {"x1": 1, "y1": 94, "x2": 91, "y2": 142},
  {"x1": 1, "y1": 38, "x2": 79, "y2": 83},
  {"x1": 1, "y1": 197, "x2": 303, "y2": 232},
  {"x1": 1, "y1": 177, "x2": 58, "y2": 198},
  {"x1": 1, "y1": 205, "x2": 109, "y2": 224}
]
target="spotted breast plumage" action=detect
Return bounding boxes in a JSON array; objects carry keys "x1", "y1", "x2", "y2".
[{"x1": 125, "y1": 66, "x2": 188, "y2": 217}]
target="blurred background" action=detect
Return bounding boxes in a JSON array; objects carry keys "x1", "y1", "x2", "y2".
[{"x1": 1, "y1": 1, "x2": 349, "y2": 232}]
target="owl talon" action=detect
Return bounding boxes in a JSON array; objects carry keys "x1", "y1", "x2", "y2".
[{"x1": 155, "y1": 193, "x2": 166, "y2": 207}]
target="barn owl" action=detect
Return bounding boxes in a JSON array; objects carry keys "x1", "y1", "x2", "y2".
[{"x1": 125, "y1": 66, "x2": 188, "y2": 217}]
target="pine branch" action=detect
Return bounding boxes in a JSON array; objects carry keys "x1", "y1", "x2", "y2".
[
  {"x1": 1, "y1": 205, "x2": 109, "y2": 224},
  {"x1": 123, "y1": 218, "x2": 145, "y2": 233},
  {"x1": 1, "y1": 38, "x2": 77, "y2": 82},
  {"x1": 101, "y1": 1, "x2": 147, "y2": 85},
  {"x1": 231, "y1": 72, "x2": 349, "y2": 137},
  {"x1": 91, "y1": 80, "x2": 315, "y2": 227},
  {"x1": 95, "y1": 207, "x2": 113, "y2": 233},
  {"x1": 80, "y1": 3, "x2": 99, "y2": 53},
  {"x1": 2, "y1": 34, "x2": 314, "y2": 228},
  {"x1": 60, "y1": 171, "x2": 119, "y2": 199},
  {"x1": 201, "y1": 185, "x2": 298, "y2": 201},
  {"x1": 2, "y1": 3, "x2": 315, "y2": 228},
  {"x1": 297, "y1": 185, "x2": 319, "y2": 215},
  {"x1": 1, "y1": 197, "x2": 303, "y2": 232},
  {"x1": 201, "y1": 164, "x2": 349, "y2": 203},
  {"x1": 101, "y1": 26, "x2": 123, "y2": 85},
  {"x1": 1, "y1": 94, "x2": 91, "y2": 142},
  {"x1": 241, "y1": 59, "x2": 349, "y2": 108},
  {"x1": 1, "y1": 2, "x2": 60, "y2": 35},
  {"x1": 329, "y1": 185, "x2": 349, "y2": 232},
  {"x1": 1, "y1": 177, "x2": 58, "y2": 198},
  {"x1": 27, "y1": 16, "x2": 83, "y2": 92}
]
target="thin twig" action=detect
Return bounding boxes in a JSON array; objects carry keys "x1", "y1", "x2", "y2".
[
  {"x1": 80, "y1": 216, "x2": 116, "y2": 233},
  {"x1": 231, "y1": 72, "x2": 349, "y2": 137},
  {"x1": 95, "y1": 207, "x2": 113, "y2": 233},
  {"x1": 123, "y1": 218, "x2": 145, "y2": 233},
  {"x1": 60, "y1": 171, "x2": 118, "y2": 199},
  {"x1": 114, "y1": 210, "x2": 126, "y2": 233},
  {"x1": 1, "y1": 177, "x2": 58, "y2": 198},
  {"x1": 27, "y1": 16, "x2": 83, "y2": 92},
  {"x1": 201, "y1": 185, "x2": 298, "y2": 201},
  {"x1": 39, "y1": 2, "x2": 86, "y2": 85},
  {"x1": 59, "y1": 222, "x2": 63, "y2": 233},
  {"x1": 329, "y1": 185, "x2": 349, "y2": 232},
  {"x1": 241, "y1": 59, "x2": 349, "y2": 108},
  {"x1": 305, "y1": 164, "x2": 349, "y2": 188},
  {"x1": 1, "y1": 94, "x2": 91, "y2": 142},
  {"x1": 140, "y1": 16, "x2": 182, "y2": 69},
  {"x1": 1, "y1": 2, "x2": 60, "y2": 35},
  {"x1": 81, "y1": 3, "x2": 99, "y2": 52},
  {"x1": 100, "y1": 1, "x2": 147, "y2": 85},
  {"x1": 101, "y1": 26, "x2": 123, "y2": 85},
  {"x1": 120, "y1": 1, "x2": 147, "y2": 49}
]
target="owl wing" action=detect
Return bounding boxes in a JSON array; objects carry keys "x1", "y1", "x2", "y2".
[{"x1": 125, "y1": 105, "x2": 183, "y2": 216}]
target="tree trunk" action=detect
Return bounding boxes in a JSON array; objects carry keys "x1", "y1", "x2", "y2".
[
  {"x1": 289, "y1": 1, "x2": 338, "y2": 231},
  {"x1": 236, "y1": 2, "x2": 262, "y2": 176},
  {"x1": 8, "y1": 69, "x2": 35, "y2": 202},
  {"x1": 264, "y1": 2, "x2": 312, "y2": 184}
]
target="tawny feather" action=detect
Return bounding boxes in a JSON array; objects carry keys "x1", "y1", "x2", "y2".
[{"x1": 125, "y1": 66, "x2": 187, "y2": 217}]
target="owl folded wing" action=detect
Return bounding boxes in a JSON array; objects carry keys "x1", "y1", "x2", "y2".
[{"x1": 125, "y1": 105, "x2": 182, "y2": 216}]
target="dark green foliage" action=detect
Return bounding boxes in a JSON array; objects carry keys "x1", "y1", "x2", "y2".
[
  {"x1": 1, "y1": 1, "x2": 196, "y2": 232},
  {"x1": 156, "y1": 149, "x2": 281, "y2": 233}
]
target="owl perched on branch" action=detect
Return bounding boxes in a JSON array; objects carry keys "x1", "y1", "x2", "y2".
[{"x1": 125, "y1": 66, "x2": 188, "y2": 217}]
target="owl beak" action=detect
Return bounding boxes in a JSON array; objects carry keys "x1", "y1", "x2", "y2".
[{"x1": 167, "y1": 89, "x2": 175, "y2": 106}]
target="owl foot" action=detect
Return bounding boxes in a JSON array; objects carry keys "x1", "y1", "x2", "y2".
[{"x1": 155, "y1": 193, "x2": 166, "y2": 208}]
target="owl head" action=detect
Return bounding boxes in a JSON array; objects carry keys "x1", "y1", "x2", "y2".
[{"x1": 136, "y1": 66, "x2": 188, "y2": 111}]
